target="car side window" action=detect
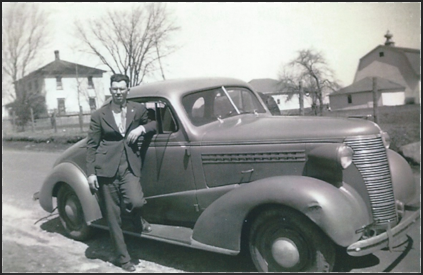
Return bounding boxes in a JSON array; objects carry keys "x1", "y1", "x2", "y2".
[
  {"x1": 159, "y1": 103, "x2": 177, "y2": 133},
  {"x1": 132, "y1": 99, "x2": 178, "y2": 134}
]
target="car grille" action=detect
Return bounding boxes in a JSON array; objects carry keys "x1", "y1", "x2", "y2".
[{"x1": 345, "y1": 136, "x2": 397, "y2": 225}]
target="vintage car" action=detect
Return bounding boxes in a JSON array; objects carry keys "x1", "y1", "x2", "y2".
[{"x1": 36, "y1": 77, "x2": 420, "y2": 272}]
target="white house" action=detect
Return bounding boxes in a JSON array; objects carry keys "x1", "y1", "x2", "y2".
[
  {"x1": 249, "y1": 78, "x2": 314, "y2": 111},
  {"x1": 14, "y1": 50, "x2": 110, "y2": 115}
]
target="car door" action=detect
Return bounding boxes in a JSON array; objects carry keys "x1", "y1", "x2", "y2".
[{"x1": 133, "y1": 98, "x2": 200, "y2": 227}]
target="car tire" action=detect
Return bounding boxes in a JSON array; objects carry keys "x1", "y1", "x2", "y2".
[
  {"x1": 249, "y1": 207, "x2": 336, "y2": 272},
  {"x1": 57, "y1": 184, "x2": 92, "y2": 241}
]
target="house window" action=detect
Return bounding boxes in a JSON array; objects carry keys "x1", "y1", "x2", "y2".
[
  {"x1": 379, "y1": 52, "x2": 384, "y2": 57},
  {"x1": 34, "y1": 79, "x2": 38, "y2": 90},
  {"x1": 57, "y1": 98, "x2": 66, "y2": 114},
  {"x1": 347, "y1": 95, "x2": 352, "y2": 104},
  {"x1": 56, "y1": 76, "x2": 63, "y2": 90},
  {"x1": 277, "y1": 99, "x2": 280, "y2": 104},
  {"x1": 28, "y1": 82, "x2": 32, "y2": 90},
  {"x1": 88, "y1": 76, "x2": 94, "y2": 89},
  {"x1": 89, "y1": 97, "x2": 97, "y2": 111}
]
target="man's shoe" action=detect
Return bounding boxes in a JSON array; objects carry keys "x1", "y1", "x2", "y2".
[
  {"x1": 121, "y1": 262, "x2": 136, "y2": 272},
  {"x1": 141, "y1": 217, "x2": 152, "y2": 233}
]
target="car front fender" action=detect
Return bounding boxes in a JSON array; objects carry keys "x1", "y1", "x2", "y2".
[
  {"x1": 39, "y1": 162, "x2": 102, "y2": 224},
  {"x1": 192, "y1": 175, "x2": 371, "y2": 252},
  {"x1": 387, "y1": 149, "x2": 417, "y2": 205}
]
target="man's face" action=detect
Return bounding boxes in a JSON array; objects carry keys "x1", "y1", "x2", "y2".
[{"x1": 110, "y1": 80, "x2": 128, "y2": 106}]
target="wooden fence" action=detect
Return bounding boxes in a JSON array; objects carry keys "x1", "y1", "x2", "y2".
[{"x1": 3, "y1": 108, "x2": 92, "y2": 134}]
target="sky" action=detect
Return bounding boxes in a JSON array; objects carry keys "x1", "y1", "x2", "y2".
[{"x1": 5, "y1": 2, "x2": 422, "y2": 88}]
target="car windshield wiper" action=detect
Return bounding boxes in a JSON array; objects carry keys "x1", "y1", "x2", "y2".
[{"x1": 221, "y1": 86, "x2": 240, "y2": 115}]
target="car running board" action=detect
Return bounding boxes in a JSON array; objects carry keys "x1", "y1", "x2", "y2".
[{"x1": 90, "y1": 222, "x2": 238, "y2": 255}]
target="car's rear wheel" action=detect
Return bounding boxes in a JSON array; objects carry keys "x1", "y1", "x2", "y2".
[
  {"x1": 249, "y1": 207, "x2": 335, "y2": 272},
  {"x1": 57, "y1": 184, "x2": 92, "y2": 241}
]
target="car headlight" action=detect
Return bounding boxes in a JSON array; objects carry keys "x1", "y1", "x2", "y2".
[
  {"x1": 308, "y1": 143, "x2": 354, "y2": 170},
  {"x1": 381, "y1": 131, "x2": 391, "y2": 149},
  {"x1": 337, "y1": 144, "x2": 354, "y2": 169}
]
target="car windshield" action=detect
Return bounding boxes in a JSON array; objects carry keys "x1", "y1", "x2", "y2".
[{"x1": 182, "y1": 86, "x2": 266, "y2": 126}]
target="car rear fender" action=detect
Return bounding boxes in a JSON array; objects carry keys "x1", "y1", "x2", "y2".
[
  {"x1": 39, "y1": 162, "x2": 102, "y2": 224},
  {"x1": 192, "y1": 175, "x2": 371, "y2": 252}
]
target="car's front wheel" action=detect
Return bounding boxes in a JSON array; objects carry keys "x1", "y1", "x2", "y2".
[
  {"x1": 57, "y1": 184, "x2": 92, "y2": 241},
  {"x1": 249, "y1": 207, "x2": 336, "y2": 272}
]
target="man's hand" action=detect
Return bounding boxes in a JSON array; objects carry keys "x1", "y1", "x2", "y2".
[
  {"x1": 127, "y1": 125, "x2": 145, "y2": 144},
  {"x1": 88, "y1": 174, "x2": 99, "y2": 191}
]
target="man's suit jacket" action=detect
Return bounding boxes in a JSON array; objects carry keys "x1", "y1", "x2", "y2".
[{"x1": 86, "y1": 101, "x2": 156, "y2": 178}]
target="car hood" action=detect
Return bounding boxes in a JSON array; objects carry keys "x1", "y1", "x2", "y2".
[{"x1": 199, "y1": 114, "x2": 381, "y2": 144}]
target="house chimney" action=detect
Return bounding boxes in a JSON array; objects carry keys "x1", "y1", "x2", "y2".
[
  {"x1": 54, "y1": 50, "x2": 60, "y2": 60},
  {"x1": 384, "y1": 30, "x2": 395, "y2": 46}
]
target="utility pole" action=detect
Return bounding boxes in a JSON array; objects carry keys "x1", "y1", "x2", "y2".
[
  {"x1": 372, "y1": 77, "x2": 379, "y2": 124},
  {"x1": 299, "y1": 80, "x2": 304, "y2": 116}
]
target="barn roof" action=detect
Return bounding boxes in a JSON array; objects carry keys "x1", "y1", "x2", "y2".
[{"x1": 330, "y1": 77, "x2": 405, "y2": 96}]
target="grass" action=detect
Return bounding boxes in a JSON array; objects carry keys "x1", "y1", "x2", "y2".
[
  {"x1": 324, "y1": 104, "x2": 420, "y2": 152},
  {"x1": 2, "y1": 127, "x2": 88, "y2": 144}
]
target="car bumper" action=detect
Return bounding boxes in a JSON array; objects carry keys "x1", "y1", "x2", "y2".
[{"x1": 347, "y1": 209, "x2": 420, "y2": 256}]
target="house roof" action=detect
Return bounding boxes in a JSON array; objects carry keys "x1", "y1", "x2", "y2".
[
  {"x1": 330, "y1": 76, "x2": 405, "y2": 96},
  {"x1": 248, "y1": 78, "x2": 285, "y2": 95},
  {"x1": 38, "y1": 59, "x2": 106, "y2": 77},
  {"x1": 16, "y1": 51, "x2": 106, "y2": 82}
]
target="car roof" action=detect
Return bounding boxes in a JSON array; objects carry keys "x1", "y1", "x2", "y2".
[{"x1": 127, "y1": 77, "x2": 251, "y2": 99}]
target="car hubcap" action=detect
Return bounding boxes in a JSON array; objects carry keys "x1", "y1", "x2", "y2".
[
  {"x1": 271, "y1": 237, "x2": 300, "y2": 268},
  {"x1": 65, "y1": 198, "x2": 79, "y2": 224}
]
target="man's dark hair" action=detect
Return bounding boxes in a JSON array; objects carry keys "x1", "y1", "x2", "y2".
[{"x1": 110, "y1": 74, "x2": 130, "y2": 87}]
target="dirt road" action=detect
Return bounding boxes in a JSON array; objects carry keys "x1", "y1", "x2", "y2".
[{"x1": 2, "y1": 143, "x2": 421, "y2": 272}]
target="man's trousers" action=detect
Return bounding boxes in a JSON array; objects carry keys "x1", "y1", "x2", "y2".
[{"x1": 98, "y1": 150, "x2": 146, "y2": 264}]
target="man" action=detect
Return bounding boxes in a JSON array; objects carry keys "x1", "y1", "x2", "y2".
[{"x1": 86, "y1": 74, "x2": 156, "y2": 272}]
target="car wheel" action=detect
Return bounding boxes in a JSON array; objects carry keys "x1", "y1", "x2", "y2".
[
  {"x1": 249, "y1": 207, "x2": 335, "y2": 272},
  {"x1": 57, "y1": 184, "x2": 92, "y2": 241}
]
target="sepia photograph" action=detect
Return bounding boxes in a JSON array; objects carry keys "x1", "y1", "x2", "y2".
[{"x1": 2, "y1": 2, "x2": 420, "y2": 273}]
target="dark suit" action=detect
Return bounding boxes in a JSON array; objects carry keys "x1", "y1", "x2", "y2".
[
  {"x1": 87, "y1": 101, "x2": 156, "y2": 177},
  {"x1": 86, "y1": 101, "x2": 156, "y2": 264}
]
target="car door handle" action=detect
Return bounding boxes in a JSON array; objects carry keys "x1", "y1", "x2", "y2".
[
  {"x1": 181, "y1": 145, "x2": 190, "y2": 157},
  {"x1": 241, "y1": 168, "x2": 254, "y2": 174}
]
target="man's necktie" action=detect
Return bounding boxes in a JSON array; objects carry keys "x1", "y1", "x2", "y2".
[{"x1": 120, "y1": 107, "x2": 126, "y2": 135}]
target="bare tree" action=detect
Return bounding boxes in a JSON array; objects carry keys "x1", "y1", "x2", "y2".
[
  {"x1": 74, "y1": 3, "x2": 179, "y2": 87},
  {"x1": 278, "y1": 49, "x2": 340, "y2": 115},
  {"x1": 2, "y1": 3, "x2": 51, "y2": 101}
]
